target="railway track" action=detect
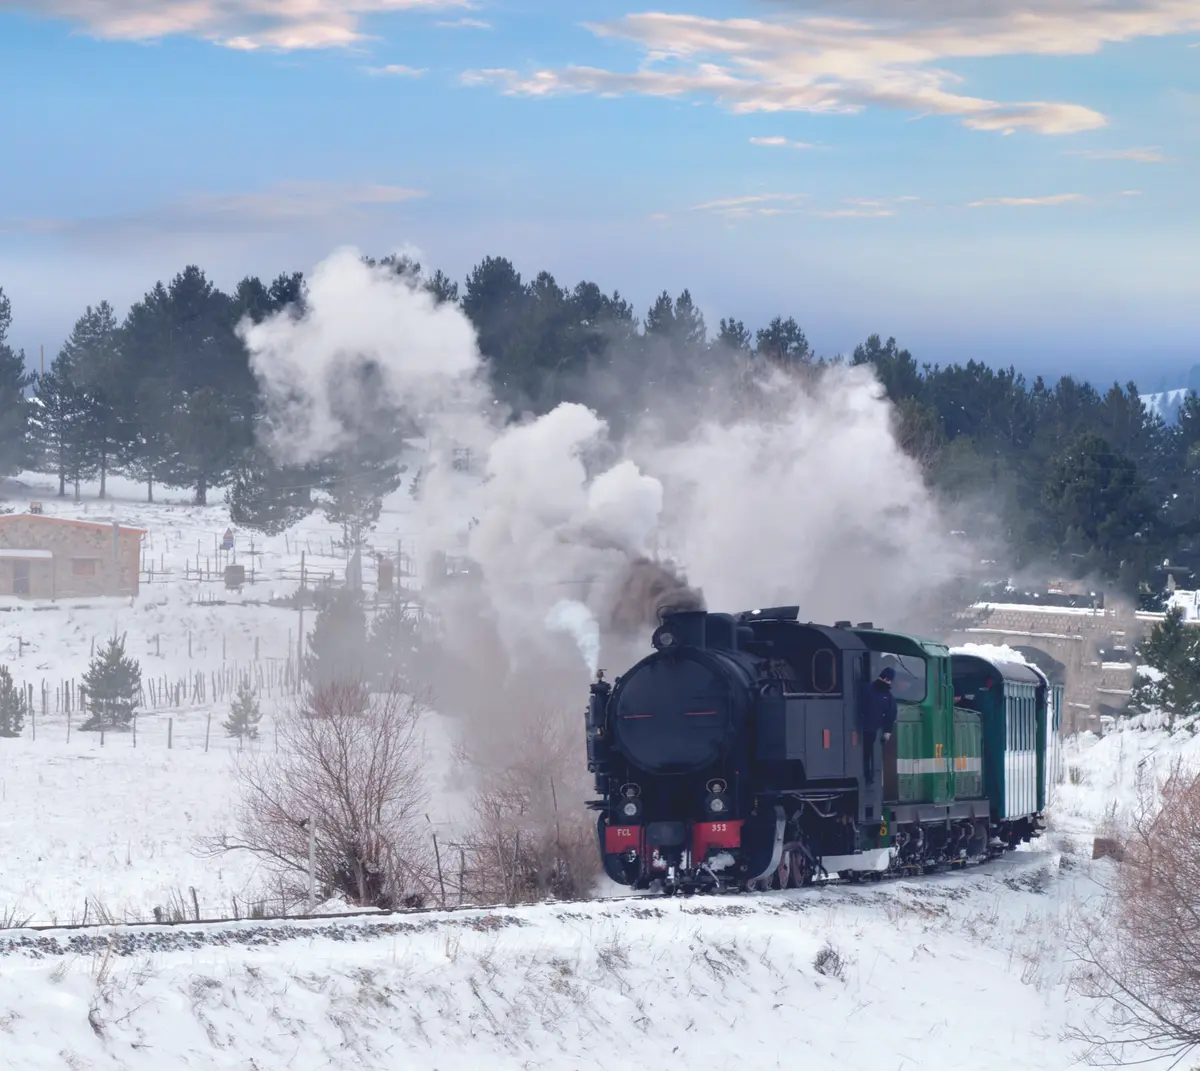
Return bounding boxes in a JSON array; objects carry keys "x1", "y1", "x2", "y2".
[{"x1": 0, "y1": 849, "x2": 1019, "y2": 953}]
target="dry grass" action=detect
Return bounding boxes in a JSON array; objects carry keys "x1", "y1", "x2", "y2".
[
  {"x1": 1068, "y1": 757, "x2": 1200, "y2": 1066},
  {"x1": 813, "y1": 940, "x2": 849, "y2": 982},
  {"x1": 453, "y1": 707, "x2": 601, "y2": 905}
]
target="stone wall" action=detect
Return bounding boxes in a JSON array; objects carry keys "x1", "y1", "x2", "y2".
[
  {"x1": 947, "y1": 601, "x2": 1147, "y2": 734},
  {"x1": 0, "y1": 516, "x2": 142, "y2": 598}
]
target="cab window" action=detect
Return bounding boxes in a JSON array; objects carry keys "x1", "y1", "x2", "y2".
[{"x1": 870, "y1": 652, "x2": 928, "y2": 703}]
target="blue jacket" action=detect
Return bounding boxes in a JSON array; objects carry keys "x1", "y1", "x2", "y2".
[{"x1": 860, "y1": 680, "x2": 898, "y2": 735}]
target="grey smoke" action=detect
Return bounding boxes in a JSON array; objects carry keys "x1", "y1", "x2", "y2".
[{"x1": 603, "y1": 555, "x2": 706, "y2": 637}]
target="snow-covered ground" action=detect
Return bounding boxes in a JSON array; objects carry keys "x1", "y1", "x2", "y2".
[
  {"x1": 0, "y1": 465, "x2": 474, "y2": 924},
  {"x1": 0, "y1": 851, "x2": 1104, "y2": 1071},
  {"x1": 1056, "y1": 710, "x2": 1200, "y2": 833},
  {"x1": 4, "y1": 468, "x2": 1200, "y2": 1069}
]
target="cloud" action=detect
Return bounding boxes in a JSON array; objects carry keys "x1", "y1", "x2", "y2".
[
  {"x1": 967, "y1": 193, "x2": 1083, "y2": 207},
  {"x1": 0, "y1": 0, "x2": 468, "y2": 50},
  {"x1": 1066, "y1": 145, "x2": 1169, "y2": 162},
  {"x1": 463, "y1": 3, "x2": 1200, "y2": 136},
  {"x1": 749, "y1": 135, "x2": 816, "y2": 148},
  {"x1": 365, "y1": 64, "x2": 427, "y2": 76},
  {"x1": 813, "y1": 195, "x2": 903, "y2": 217},
  {"x1": 0, "y1": 181, "x2": 427, "y2": 241},
  {"x1": 1121, "y1": 188, "x2": 1143, "y2": 195},
  {"x1": 815, "y1": 208, "x2": 894, "y2": 217},
  {"x1": 667, "y1": 191, "x2": 906, "y2": 221},
  {"x1": 435, "y1": 16, "x2": 491, "y2": 28},
  {"x1": 690, "y1": 193, "x2": 810, "y2": 217}
]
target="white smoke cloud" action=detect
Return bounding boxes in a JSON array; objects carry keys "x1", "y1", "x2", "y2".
[
  {"x1": 641, "y1": 364, "x2": 968, "y2": 624},
  {"x1": 546, "y1": 599, "x2": 602, "y2": 677},
  {"x1": 241, "y1": 246, "x2": 971, "y2": 696},
  {"x1": 238, "y1": 246, "x2": 486, "y2": 466},
  {"x1": 462, "y1": 402, "x2": 676, "y2": 674},
  {"x1": 582, "y1": 460, "x2": 664, "y2": 554}
]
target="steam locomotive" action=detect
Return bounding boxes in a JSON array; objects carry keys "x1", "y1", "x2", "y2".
[{"x1": 585, "y1": 606, "x2": 1063, "y2": 894}]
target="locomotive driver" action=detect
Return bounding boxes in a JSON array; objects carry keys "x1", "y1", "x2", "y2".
[{"x1": 861, "y1": 666, "x2": 898, "y2": 784}]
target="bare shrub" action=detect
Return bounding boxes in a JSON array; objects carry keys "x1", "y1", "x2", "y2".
[
  {"x1": 203, "y1": 680, "x2": 433, "y2": 909},
  {"x1": 455, "y1": 707, "x2": 601, "y2": 905},
  {"x1": 813, "y1": 940, "x2": 848, "y2": 982},
  {"x1": 1068, "y1": 758, "x2": 1200, "y2": 1065}
]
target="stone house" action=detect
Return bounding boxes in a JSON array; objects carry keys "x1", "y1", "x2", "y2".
[{"x1": 0, "y1": 515, "x2": 145, "y2": 599}]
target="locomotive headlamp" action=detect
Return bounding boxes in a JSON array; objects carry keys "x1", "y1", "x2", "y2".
[
  {"x1": 622, "y1": 801, "x2": 639, "y2": 818},
  {"x1": 659, "y1": 632, "x2": 675, "y2": 646},
  {"x1": 709, "y1": 797, "x2": 727, "y2": 813}
]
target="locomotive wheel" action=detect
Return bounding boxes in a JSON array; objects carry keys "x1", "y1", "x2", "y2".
[
  {"x1": 773, "y1": 851, "x2": 792, "y2": 890},
  {"x1": 789, "y1": 849, "x2": 811, "y2": 888}
]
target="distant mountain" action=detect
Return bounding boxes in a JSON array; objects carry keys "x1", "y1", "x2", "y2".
[
  {"x1": 1141, "y1": 388, "x2": 1191, "y2": 425},
  {"x1": 1140, "y1": 364, "x2": 1200, "y2": 424}
]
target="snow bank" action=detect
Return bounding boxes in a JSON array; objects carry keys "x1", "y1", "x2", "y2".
[
  {"x1": 1, "y1": 853, "x2": 1107, "y2": 1071},
  {"x1": 1054, "y1": 712, "x2": 1200, "y2": 834}
]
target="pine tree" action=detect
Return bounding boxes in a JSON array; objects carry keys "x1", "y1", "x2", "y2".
[
  {"x1": 223, "y1": 680, "x2": 263, "y2": 741},
  {"x1": 368, "y1": 598, "x2": 428, "y2": 692},
  {"x1": 118, "y1": 267, "x2": 255, "y2": 505},
  {"x1": 0, "y1": 666, "x2": 27, "y2": 737},
  {"x1": 65, "y1": 301, "x2": 123, "y2": 499},
  {"x1": 81, "y1": 635, "x2": 142, "y2": 732},
  {"x1": 320, "y1": 451, "x2": 404, "y2": 552},
  {"x1": 0, "y1": 287, "x2": 33, "y2": 480},
  {"x1": 34, "y1": 345, "x2": 96, "y2": 499},
  {"x1": 226, "y1": 451, "x2": 316, "y2": 535},
  {"x1": 1129, "y1": 606, "x2": 1200, "y2": 723},
  {"x1": 305, "y1": 590, "x2": 368, "y2": 689}
]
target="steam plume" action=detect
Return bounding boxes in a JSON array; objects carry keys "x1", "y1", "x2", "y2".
[
  {"x1": 241, "y1": 247, "x2": 972, "y2": 707},
  {"x1": 239, "y1": 248, "x2": 488, "y2": 468}
]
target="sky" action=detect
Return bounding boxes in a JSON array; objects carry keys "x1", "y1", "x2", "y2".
[{"x1": 0, "y1": 0, "x2": 1197, "y2": 388}]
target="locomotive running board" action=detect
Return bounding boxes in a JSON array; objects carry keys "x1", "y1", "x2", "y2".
[{"x1": 748, "y1": 805, "x2": 787, "y2": 883}]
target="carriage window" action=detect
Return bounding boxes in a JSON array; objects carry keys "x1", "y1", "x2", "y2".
[{"x1": 870, "y1": 653, "x2": 927, "y2": 703}]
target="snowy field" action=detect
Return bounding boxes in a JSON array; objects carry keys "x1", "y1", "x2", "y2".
[{"x1": 0, "y1": 465, "x2": 474, "y2": 924}]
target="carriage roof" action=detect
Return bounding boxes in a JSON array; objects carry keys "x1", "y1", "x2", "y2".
[{"x1": 951, "y1": 651, "x2": 1048, "y2": 689}]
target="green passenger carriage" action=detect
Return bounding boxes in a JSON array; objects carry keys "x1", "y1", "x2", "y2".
[{"x1": 849, "y1": 630, "x2": 1053, "y2": 874}]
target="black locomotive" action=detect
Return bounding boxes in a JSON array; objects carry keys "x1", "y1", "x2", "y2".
[{"x1": 585, "y1": 606, "x2": 1057, "y2": 895}]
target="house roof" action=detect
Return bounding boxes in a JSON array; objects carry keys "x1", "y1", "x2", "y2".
[{"x1": 0, "y1": 515, "x2": 147, "y2": 535}]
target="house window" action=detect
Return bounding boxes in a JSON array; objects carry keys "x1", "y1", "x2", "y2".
[{"x1": 72, "y1": 559, "x2": 98, "y2": 576}]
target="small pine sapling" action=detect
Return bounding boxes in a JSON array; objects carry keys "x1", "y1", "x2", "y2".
[
  {"x1": 304, "y1": 589, "x2": 367, "y2": 689},
  {"x1": 81, "y1": 634, "x2": 142, "y2": 732},
  {"x1": 224, "y1": 681, "x2": 263, "y2": 742},
  {"x1": 0, "y1": 666, "x2": 27, "y2": 737}
]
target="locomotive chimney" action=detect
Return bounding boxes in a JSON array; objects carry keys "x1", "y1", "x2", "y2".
[
  {"x1": 654, "y1": 609, "x2": 707, "y2": 650},
  {"x1": 705, "y1": 612, "x2": 737, "y2": 651}
]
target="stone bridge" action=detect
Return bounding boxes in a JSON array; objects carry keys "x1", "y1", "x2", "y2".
[{"x1": 945, "y1": 601, "x2": 1171, "y2": 734}]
